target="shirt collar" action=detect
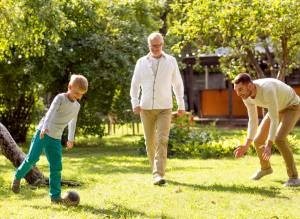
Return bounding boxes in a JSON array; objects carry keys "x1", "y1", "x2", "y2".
[{"x1": 146, "y1": 52, "x2": 166, "y2": 60}]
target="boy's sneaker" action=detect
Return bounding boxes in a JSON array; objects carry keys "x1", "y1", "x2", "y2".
[
  {"x1": 51, "y1": 197, "x2": 67, "y2": 205},
  {"x1": 153, "y1": 175, "x2": 166, "y2": 185},
  {"x1": 251, "y1": 168, "x2": 273, "y2": 180},
  {"x1": 51, "y1": 197, "x2": 73, "y2": 206},
  {"x1": 11, "y1": 178, "x2": 20, "y2": 193},
  {"x1": 283, "y1": 178, "x2": 300, "y2": 187}
]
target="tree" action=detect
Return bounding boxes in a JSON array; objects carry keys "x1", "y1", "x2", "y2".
[
  {"x1": 1, "y1": 0, "x2": 163, "y2": 141},
  {"x1": 169, "y1": 0, "x2": 300, "y2": 80},
  {"x1": 0, "y1": 0, "x2": 73, "y2": 142},
  {"x1": 0, "y1": 122, "x2": 44, "y2": 184}
]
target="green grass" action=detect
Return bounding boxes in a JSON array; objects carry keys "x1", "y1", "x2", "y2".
[{"x1": 1, "y1": 129, "x2": 300, "y2": 219}]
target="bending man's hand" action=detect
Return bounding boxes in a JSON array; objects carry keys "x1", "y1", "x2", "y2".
[{"x1": 234, "y1": 145, "x2": 248, "y2": 158}]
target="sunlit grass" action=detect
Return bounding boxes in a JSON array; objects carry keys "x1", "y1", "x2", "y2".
[{"x1": 1, "y1": 128, "x2": 300, "y2": 218}]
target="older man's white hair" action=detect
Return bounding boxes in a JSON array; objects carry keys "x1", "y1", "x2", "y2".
[{"x1": 147, "y1": 32, "x2": 164, "y2": 45}]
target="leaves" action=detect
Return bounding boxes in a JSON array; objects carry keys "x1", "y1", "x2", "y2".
[{"x1": 169, "y1": 0, "x2": 300, "y2": 79}]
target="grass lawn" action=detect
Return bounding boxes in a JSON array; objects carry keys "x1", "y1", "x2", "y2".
[{"x1": 1, "y1": 128, "x2": 300, "y2": 219}]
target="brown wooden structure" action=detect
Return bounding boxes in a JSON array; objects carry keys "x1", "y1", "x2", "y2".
[{"x1": 181, "y1": 56, "x2": 300, "y2": 120}]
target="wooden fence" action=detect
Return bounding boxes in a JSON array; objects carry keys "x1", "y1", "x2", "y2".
[{"x1": 199, "y1": 85, "x2": 300, "y2": 118}]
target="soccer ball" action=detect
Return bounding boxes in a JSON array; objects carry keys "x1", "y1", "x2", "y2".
[{"x1": 63, "y1": 190, "x2": 80, "y2": 206}]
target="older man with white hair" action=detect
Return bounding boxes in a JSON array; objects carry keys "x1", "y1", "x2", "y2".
[{"x1": 130, "y1": 32, "x2": 185, "y2": 185}]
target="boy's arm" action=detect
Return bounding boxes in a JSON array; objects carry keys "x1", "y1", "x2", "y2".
[
  {"x1": 66, "y1": 117, "x2": 77, "y2": 149},
  {"x1": 40, "y1": 95, "x2": 62, "y2": 138},
  {"x1": 68, "y1": 116, "x2": 78, "y2": 143}
]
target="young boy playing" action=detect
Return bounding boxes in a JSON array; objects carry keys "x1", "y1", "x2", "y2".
[{"x1": 11, "y1": 74, "x2": 88, "y2": 204}]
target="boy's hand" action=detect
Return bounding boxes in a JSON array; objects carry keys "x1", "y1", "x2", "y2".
[
  {"x1": 40, "y1": 129, "x2": 49, "y2": 139},
  {"x1": 66, "y1": 141, "x2": 74, "y2": 149}
]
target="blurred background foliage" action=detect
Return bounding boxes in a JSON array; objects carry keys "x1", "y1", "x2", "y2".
[{"x1": 1, "y1": 0, "x2": 300, "y2": 143}]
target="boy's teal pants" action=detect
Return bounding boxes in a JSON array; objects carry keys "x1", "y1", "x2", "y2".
[{"x1": 14, "y1": 130, "x2": 62, "y2": 200}]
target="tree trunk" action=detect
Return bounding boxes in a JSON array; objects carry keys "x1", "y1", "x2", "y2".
[
  {"x1": 245, "y1": 48, "x2": 265, "y2": 78},
  {"x1": 264, "y1": 44, "x2": 277, "y2": 78},
  {"x1": 159, "y1": 0, "x2": 172, "y2": 36},
  {"x1": 277, "y1": 36, "x2": 288, "y2": 81},
  {"x1": 0, "y1": 122, "x2": 44, "y2": 185},
  {"x1": 1, "y1": 93, "x2": 35, "y2": 143}
]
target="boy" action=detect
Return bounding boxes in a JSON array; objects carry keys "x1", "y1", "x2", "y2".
[{"x1": 11, "y1": 74, "x2": 88, "y2": 203}]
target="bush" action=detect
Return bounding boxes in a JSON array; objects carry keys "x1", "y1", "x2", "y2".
[
  {"x1": 135, "y1": 114, "x2": 300, "y2": 159},
  {"x1": 136, "y1": 113, "x2": 243, "y2": 158}
]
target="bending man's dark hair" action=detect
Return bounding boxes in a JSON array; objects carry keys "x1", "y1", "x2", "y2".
[{"x1": 233, "y1": 73, "x2": 252, "y2": 84}]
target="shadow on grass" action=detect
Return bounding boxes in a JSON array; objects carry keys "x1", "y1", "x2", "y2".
[
  {"x1": 27, "y1": 202, "x2": 171, "y2": 219},
  {"x1": 273, "y1": 179, "x2": 300, "y2": 190},
  {"x1": 167, "y1": 180, "x2": 289, "y2": 199}
]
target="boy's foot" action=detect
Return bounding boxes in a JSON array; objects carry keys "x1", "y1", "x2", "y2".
[
  {"x1": 51, "y1": 197, "x2": 75, "y2": 206},
  {"x1": 51, "y1": 197, "x2": 67, "y2": 205},
  {"x1": 153, "y1": 175, "x2": 166, "y2": 185},
  {"x1": 251, "y1": 168, "x2": 273, "y2": 180},
  {"x1": 11, "y1": 178, "x2": 21, "y2": 193},
  {"x1": 283, "y1": 178, "x2": 300, "y2": 187}
]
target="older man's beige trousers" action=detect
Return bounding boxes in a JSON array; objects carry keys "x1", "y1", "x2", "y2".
[
  {"x1": 253, "y1": 105, "x2": 300, "y2": 179},
  {"x1": 140, "y1": 109, "x2": 172, "y2": 178}
]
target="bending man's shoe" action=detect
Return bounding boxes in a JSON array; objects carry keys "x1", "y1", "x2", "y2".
[
  {"x1": 251, "y1": 168, "x2": 273, "y2": 180},
  {"x1": 283, "y1": 178, "x2": 300, "y2": 187}
]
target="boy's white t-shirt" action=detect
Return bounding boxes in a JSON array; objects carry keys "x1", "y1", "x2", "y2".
[{"x1": 37, "y1": 93, "x2": 80, "y2": 141}]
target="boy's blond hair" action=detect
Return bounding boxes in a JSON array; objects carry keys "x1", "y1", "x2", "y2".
[{"x1": 69, "y1": 74, "x2": 88, "y2": 92}]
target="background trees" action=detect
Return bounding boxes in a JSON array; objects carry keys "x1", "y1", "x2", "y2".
[
  {"x1": 2, "y1": 0, "x2": 300, "y2": 143},
  {"x1": 169, "y1": 0, "x2": 300, "y2": 80},
  {"x1": 0, "y1": 0, "x2": 162, "y2": 142}
]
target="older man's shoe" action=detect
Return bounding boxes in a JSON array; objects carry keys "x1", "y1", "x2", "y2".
[
  {"x1": 153, "y1": 175, "x2": 166, "y2": 185},
  {"x1": 251, "y1": 168, "x2": 273, "y2": 180}
]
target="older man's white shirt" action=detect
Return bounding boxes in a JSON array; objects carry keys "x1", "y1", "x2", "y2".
[{"x1": 130, "y1": 52, "x2": 185, "y2": 110}]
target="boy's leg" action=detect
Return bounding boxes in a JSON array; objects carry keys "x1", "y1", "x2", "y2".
[
  {"x1": 44, "y1": 135, "x2": 62, "y2": 200},
  {"x1": 275, "y1": 105, "x2": 300, "y2": 180},
  {"x1": 14, "y1": 131, "x2": 44, "y2": 180}
]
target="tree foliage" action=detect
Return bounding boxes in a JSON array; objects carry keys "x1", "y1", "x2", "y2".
[
  {"x1": 169, "y1": 0, "x2": 300, "y2": 80},
  {"x1": 0, "y1": 0, "x2": 163, "y2": 142}
]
